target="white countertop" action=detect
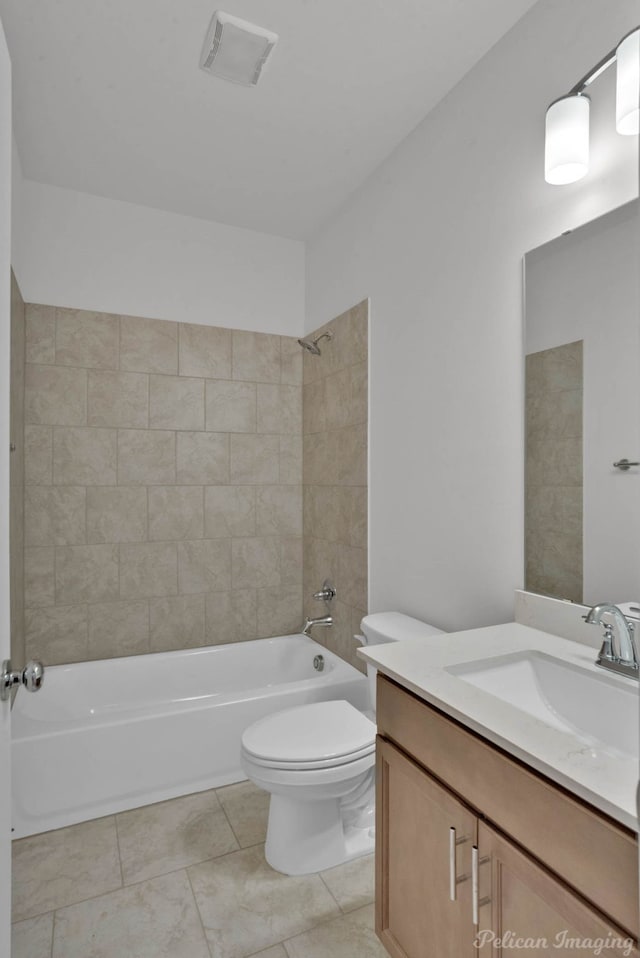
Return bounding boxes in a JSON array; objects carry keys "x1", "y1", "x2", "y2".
[{"x1": 358, "y1": 622, "x2": 639, "y2": 831}]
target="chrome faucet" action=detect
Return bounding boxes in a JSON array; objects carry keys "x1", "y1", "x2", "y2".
[
  {"x1": 584, "y1": 602, "x2": 639, "y2": 679},
  {"x1": 302, "y1": 615, "x2": 333, "y2": 637}
]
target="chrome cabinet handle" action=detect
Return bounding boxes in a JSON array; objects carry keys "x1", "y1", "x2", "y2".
[
  {"x1": 449, "y1": 827, "x2": 470, "y2": 901},
  {"x1": 471, "y1": 845, "x2": 491, "y2": 925}
]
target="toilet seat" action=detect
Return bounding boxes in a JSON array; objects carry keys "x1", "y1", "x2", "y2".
[{"x1": 241, "y1": 700, "x2": 376, "y2": 771}]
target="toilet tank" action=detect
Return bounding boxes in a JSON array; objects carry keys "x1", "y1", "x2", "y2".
[{"x1": 360, "y1": 613, "x2": 445, "y2": 712}]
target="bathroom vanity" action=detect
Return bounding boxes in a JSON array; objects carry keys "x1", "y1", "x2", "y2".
[{"x1": 360, "y1": 622, "x2": 639, "y2": 956}]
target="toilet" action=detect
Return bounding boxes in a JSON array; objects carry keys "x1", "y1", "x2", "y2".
[{"x1": 240, "y1": 612, "x2": 445, "y2": 875}]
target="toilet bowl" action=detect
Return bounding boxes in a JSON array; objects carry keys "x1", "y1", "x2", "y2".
[{"x1": 240, "y1": 612, "x2": 445, "y2": 875}]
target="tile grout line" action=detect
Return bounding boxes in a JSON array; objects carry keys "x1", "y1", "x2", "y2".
[
  {"x1": 184, "y1": 864, "x2": 215, "y2": 958},
  {"x1": 112, "y1": 814, "x2": 126, "y2": 888}
]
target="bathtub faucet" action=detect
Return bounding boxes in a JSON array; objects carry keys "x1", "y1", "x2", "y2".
[{"x1": 302, "y1": 615, "x2": 333, "y2": 637}]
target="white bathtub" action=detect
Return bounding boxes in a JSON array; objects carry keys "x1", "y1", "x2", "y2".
[{"x1": 11, "y1": 635, "x2": 369, "y2": 838}]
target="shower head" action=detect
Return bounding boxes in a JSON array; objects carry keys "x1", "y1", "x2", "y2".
[{"x1": 297, "y1": 331, "x2": 332, "y2": 356}]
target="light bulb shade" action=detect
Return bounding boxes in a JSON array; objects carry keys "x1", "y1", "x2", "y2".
[
  {"x1": 616, "y1": 28, "x2": 640, "y2": 135},
  {"x1": 544, "y1": 95, "x2": 590, "y2": 185}
]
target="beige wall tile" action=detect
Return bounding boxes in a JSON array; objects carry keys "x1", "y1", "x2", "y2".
[
  {"x1": 25, "y1": 304, "x2": 55, "y2": 364},
  {"x1": 149, "y1": 595, "x2": 206, "y2": 651},
  {"x1": 335, "y1": 424, "x2": 367, "y2": 486},
  {"x1": 87, "y1": 487, "x2": 148, "y2": 543},
  {"x1": 25, "y1": 604, "x2": 88, "y2": 665},
  {"x1": 177, "y1": 432, "x2": 229, "y2": 485},
  {"x1": 25, "y1": 486, "x2": 86, "y2": 546},
  {"x1": 118, "y1": 430, "x2": 176, "y2": 485},
  {"x1": 345, "y1": 486, "x2": 368, "y2": 549},
  {"x1": 149, "y1": 486, "x2": 204, "y2": 541},
  {"x1": 303, "y1": 432, "x2": 329, "y2": 485},
  {"x1": 53, "y1": 427, "x2": 117, "y2": 485},
  {"x1": 149, "y1": 375, "x2": 204, "y2": 430},
  {"x1": 279, "y1": 435, "x2": 302, "y2": 484},
  {"x1": 179, "y1": 324, "x2": 232, "y2": 379},
  {"x1": 256, "y1": 486, "x2": 302, "y2": 536},
  {"x1": 120, "y1": 315, "x2": 178, "y2": 374},
  {"x1": 205, "y1": 380, "x2": 256, "y2": 433},
  {"x1": 230, "y1": 434, "x2": 279, "y2": 484},
  {"x1": 12, "y1": 912, "x2": 54, "y2": 958},
  {"x1": 280, "y1": 337, "x2": 303, "y2": 385},
  {"x1": 25, "y1": 365, "x2": 87, "y2": 426},
  {"x1": 120, "y1": 542, "x2": 178, "y2": 598},
  {"x1": 303, "y1": 379, "x2": 326, "y2": 434},
  {"x1": 55, "y1": 308, "x2": 119, "y2": 369},
  {"x1": 279, "y1": 537, "x2": 303, "y2": 585},
  {"x1": 257, "y1": 586, "x2": 302, "y2": 637},
  {"x1": 25, "y1": 425, "x2": 53, "y2": 485},
  {"x1": 88, "y1": 600, "x2": 150, "y2": 659},
  {"x1": 205, "y1": 590, "x2": 257, "y2": 644},
  {"x1": 178, "y1": 539, "x2": 231, "y2": 594},
  {"x1": 232, "y1": 331, "x2": 281, "y2": 383},
  {"x1": 337, "y1": 544, "x2": 368, "y2": 610},
  {"x1": 257, "y1": 384, "x2": 302, "y2": 435},
  {"x1": 56, "y1": 544, "x2": 119, "y2": 604},
  {"x1": 25, "y1": 547, "x2": 55, "y2": 608},
  {"x1": 88, "y1": 370, "x2": 149, "y2": 428},
  {"x1": 232, "y1": 537, "x2": 281, "y2": 589},
  {"x1": 205, "y1": 486, "x2": 255, "y2": 538}
]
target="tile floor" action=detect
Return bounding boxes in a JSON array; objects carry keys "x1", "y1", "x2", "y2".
[{"x1": 12, "y1": 781, "x2": 386, "y2": 958}]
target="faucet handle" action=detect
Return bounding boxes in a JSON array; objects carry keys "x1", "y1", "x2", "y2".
[
  {"x1": 312, "y1": 580, "x2": 336, "y2": 603},
  {"x1": 599, "y1": 623, "x2": 616, "y2": 663}
]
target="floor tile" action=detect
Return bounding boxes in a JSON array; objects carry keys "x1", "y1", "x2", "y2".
[
  {"x1": 217, "y1": 780, "x2": 270, "y2": 847},
  {"x1": 11, "y1": 912, "x2": 54, "y2": 958},
  {"x1": 247, "y1": 948, "x2": 288, "y2": 958},
  {"x1": 116, "y1": 789, "x2": 239, "y2": 884},
  {"x1": 189, "y1": 844, "x2": 340, "y2": 958},
  {"x1": 12, "y1": 817, "x2": 122, "y2": 922},
  {"x1": 320, "y1": 854, "x2": 375, "y2": 913},
  {"x1": 283, "y1": 904, "x2": 386, "y2": 958},
  {"x1": 52, "y1": 870, "x2": 210, "y2": 958}
]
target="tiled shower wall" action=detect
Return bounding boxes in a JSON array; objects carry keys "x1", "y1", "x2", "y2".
[
  {"x1": 303, "y1": 301, "x2": 368, "y2": 671},
  {"x1": 22, "y1": 305, "x2": 303, "y2": 664},
  {"x1": 525, "y1": 340, "x2": 583, "y2": 603}
]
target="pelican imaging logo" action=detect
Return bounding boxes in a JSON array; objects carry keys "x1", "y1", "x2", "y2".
[{"x1": 474, "y1": 930, "x2": 635, "y2": 955}]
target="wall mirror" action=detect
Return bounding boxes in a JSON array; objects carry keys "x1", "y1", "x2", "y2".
[{"x1": 524, "y1": 200, "x2": 639, "y2": 607}]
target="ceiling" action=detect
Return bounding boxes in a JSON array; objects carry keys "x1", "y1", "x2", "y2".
[{"x1": 1, "y1": 0, "x2": 538, "y2": 239}]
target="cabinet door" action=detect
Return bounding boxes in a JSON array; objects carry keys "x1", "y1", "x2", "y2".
[
  {"x1": 475, "y1": 821, "x2": 639, "y2": 957},
  {"x1": 376, "y1": 738, "x2": 477, "y2": 958}
]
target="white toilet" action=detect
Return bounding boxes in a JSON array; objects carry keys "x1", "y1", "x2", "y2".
[{"x1": 240, "y1": 612, "x2": 445, "y2": 875}]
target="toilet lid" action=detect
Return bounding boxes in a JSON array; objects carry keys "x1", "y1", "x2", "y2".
[{"x1": 241, "y1": 700, "x2": 376, "y2": 766}]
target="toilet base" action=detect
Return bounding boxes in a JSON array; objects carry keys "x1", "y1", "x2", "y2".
[{"x1": 264, "y1": 792, "x2": 375, "y2": 876}]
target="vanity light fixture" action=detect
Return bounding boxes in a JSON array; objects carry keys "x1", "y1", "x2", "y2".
[{"x1": 544, "y1": 26, "x2": 639, "y2": 185}]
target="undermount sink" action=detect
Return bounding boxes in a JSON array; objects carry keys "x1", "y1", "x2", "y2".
[{"x1": 447, "y1": 651, "x2": 639, "y2": 760}]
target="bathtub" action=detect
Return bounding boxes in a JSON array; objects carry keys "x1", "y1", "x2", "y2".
[{"x1": 11, "y1": 634, "x2": 369, "y2": 838}]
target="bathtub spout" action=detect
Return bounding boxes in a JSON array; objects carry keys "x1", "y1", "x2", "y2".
[{"x1": 302, "y1": 615, "x2": 333, "y2": 637}]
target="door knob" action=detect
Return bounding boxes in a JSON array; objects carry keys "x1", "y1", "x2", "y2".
[{"x1": 1, "y1": 659, "x2": 45, "y2": 701}]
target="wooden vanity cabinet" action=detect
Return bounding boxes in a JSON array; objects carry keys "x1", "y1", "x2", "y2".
[{"x1": 376, "y1": 675, "x2": 639, "y2": 958}]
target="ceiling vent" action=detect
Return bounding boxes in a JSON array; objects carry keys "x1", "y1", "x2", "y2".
[{"x1": 199, "y1": 11, "x2": 278, "y2": 87}]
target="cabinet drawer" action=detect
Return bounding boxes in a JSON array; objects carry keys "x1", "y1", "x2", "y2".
[{"x1": 377, "y1": 675, "x2": 639, "y2": 938}]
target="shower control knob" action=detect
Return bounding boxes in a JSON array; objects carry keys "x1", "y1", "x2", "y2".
[{"x1": 0, "y1": 659, "x2": 45, "y2": 701}]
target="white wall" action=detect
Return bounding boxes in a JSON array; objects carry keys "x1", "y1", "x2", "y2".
[
  {"x1": 306, "y1": 0, "x2": 639, "y2": 631},
  {"x1": 12, "y1": 177, "x2": 305, "y2": 336}
]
